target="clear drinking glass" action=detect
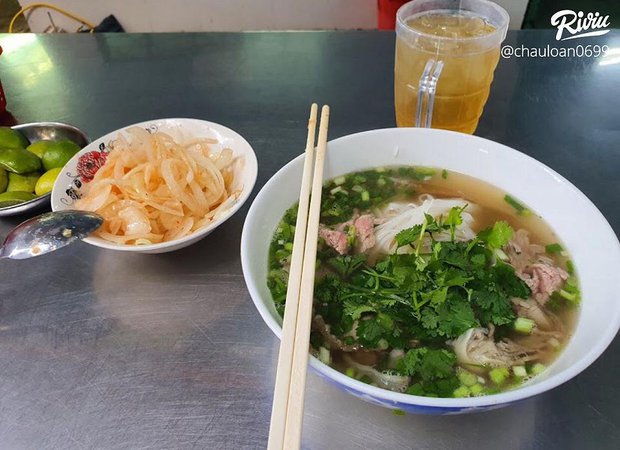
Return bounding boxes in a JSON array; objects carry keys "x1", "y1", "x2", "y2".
[{"x1": 394, "y1": 0, "x2": 509, "y2": 134}]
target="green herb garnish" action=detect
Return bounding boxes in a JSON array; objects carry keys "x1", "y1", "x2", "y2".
[
  {"x1": 545, "y1": 243, "x2": 563, "y2": 254},
  {"x1": 504, "y1": 194, "x2": 531, "y2": 216}
]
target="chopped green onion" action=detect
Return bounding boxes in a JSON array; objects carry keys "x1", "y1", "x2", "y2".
[
  {"x1": 565, "y1": 276, "x2": 579, "y2": 289},
  {"x1": 377, "y1": 177, "x2": 387, "y2": 186},
  {"x1": 559, "y1": 289, "x2": 578, "y2": 303},
  {"x1": 441, "y1": 169, "x2": 449, "y2": 179},
  {"x1": 361, "y1": 191, "x2": 370, "y2": 201},
  {"x1": 530, "y1": 363, "x2": 546, "y2": 376},
  {"x1": 333, "y1": 176, "x2": 346, "y2": 185},
  {"x1": 284, "y1": 242, "x2": 293, "y2": 251},
  {"x1": 457, "y1": 368, "x2": 478, "y2": 387},
  {"x1": 514, "y1": 317, "x2": 535, "y2": 334},
  {"x1": 489, "y1": 367, "x2": 510, "y2": 385},
  {"x1": 415, "y1": 167, "x2": 437, "y2": 178},
  {"x1": 513, "y1": 366, "x2": 527, "y2": 378},
  {"x1": 392, "y1": 409, "x2": 406, "y2": 416},
  {"x1": 504, "y1": 194, "x2": 531, "y2": 216},
  {"x1": 375, "y1": 167, "x2": 386, "y2": 173},
  {"x1": 566, "y1": 260, "x2": 575, "y2": 275},
  {"x1": 330, "y1": 186, "x2": 347, "y2": 195},
  {"x1": 453, "y1": 386, "x2": 471, "y2": 398},
  {"x1": 351, "y1": 184, "x2": 364, "y2": 193},
  {"x1": 564, "y1": 278, "x2": 578, "y2": 292},
  {"x1": 377, "y1": 338, "x2": 389, "y2": 350},
  {"x1": 549, "y1": 337, "x2": 561, "y2": 349},
  {"x1": 345, "y1": 367, "x2": 356, "y2": 378},
  {"x1": 494, "y1": 248, "x2": 509, "y2": 261},
  {"x1": 347, "y1": 225, "x2": 357, "y2": 246},
  {"x1": 274, "y1": 249, "x2": 289, "y2": 261},
  {"x1": 318, "y1": 347, "x2": 331, "y2": 365},
  {"x1": 469, "y1": 384, "x2": 484, "y2": 396},
  {"x1": 545, "y1": 243, "x2": 563, "y2": 254}
]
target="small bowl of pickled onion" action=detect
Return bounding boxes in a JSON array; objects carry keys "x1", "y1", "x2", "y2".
[{"x1": 51, "y1": 118, "x2": 257, "y2": 253}]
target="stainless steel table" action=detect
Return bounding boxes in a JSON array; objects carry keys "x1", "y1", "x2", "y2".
[{"x1": 0, "y1": 30, "x2": 619, "y2": 449}]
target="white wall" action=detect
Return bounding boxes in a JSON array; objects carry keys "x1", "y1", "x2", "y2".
[{"x1": 19, "y1": 0, "x2": 526, "y2": 33}]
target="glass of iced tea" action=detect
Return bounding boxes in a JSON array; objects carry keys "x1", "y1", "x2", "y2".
[{"x1": 395, "y1": 0, "x2": 509, "y2": 133}]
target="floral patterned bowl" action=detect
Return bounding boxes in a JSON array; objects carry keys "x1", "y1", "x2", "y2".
[{"x1": 51, "y1": 118, "x2": 258, "y2": 253}]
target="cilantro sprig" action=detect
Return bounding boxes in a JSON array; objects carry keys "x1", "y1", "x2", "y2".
[{"x1": 397, "y1": 348, "x2": 460, "y2": 397}]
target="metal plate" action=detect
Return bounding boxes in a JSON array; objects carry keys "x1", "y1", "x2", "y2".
[{"x1": 0, "y1": 122, "x2": 89, "y2": 217}]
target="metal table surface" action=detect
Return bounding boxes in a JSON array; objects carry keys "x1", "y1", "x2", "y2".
[{"x1": 0, "y1": 30, "x2": 619, "y2": 450}]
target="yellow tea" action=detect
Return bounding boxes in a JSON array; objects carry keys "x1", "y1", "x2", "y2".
[{"x1": 395, "y1": 10, "x2": 502, "y2": 134}]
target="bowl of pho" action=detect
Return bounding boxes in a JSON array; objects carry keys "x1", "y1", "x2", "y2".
[{"x1": 241, "y1": 128, "x2": 620, "y2": 414}]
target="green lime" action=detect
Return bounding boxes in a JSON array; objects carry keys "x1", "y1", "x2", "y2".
[
  {"x1": 0, "y1": 168, "x2": 7, "y2": 193},
  {"x1": 7, "y1": 171, "x2": 39, "y2": 193},
  {"x1": 0, "y1": 147, "x2": 42, "y2": 174},
  {"x1": 26, "y1": 140, "x2": 55, "y2": 159},
  {"x1": 0, "y1": 190, "x2": 36, "y2": 207},
  {"x1": 35, "y1": 167, "x2": 62, "y2": 196},
  {"x1": 0, "y1": 127, "x2": 29, "y2": 150},
  {"x1": 42, "y1": 140, "x2": 80, "y2": 171}
]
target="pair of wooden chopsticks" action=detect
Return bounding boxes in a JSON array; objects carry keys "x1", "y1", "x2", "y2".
[{"x1": 268, "y1": 103, "x2": 330, "y2": 450}]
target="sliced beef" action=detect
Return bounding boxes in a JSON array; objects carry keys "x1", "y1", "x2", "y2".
[
  {"x1": 318, "y1": 226, "x2": 349, "y2": 255},
  {"x1": 506, "y1": 229, "x2": 568, "y2": 304},
  {"x1": 319, "y1": 213, "x2": 377, "y2": 255},
  {"x1": 354, "y1": 214, "x2": 376, "y2": 253},
  {"x1": 520, "y1": 263, "x2": 569, "y2": 305},
  {"x1": 506, "y1": 229, "x2": 546, "y2": 272}
]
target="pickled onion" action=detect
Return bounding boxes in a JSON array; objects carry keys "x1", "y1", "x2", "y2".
[{"x1": 75, "y1": 127, "x2": 241, "y2": 245}]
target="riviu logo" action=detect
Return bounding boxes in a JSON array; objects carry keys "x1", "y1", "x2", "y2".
[{"x1": 551, "y1": 10, "x2": 611, "y2": 41}]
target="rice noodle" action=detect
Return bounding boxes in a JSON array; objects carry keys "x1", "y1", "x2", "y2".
[
  {"x1": 342, "y1": 355, "x2": 410, "y2": 393},
  {"x1": 369, "y1": 195, "x2": 477, "y2": 261},
  {"x1": 450, "y1": 326, "x2": 537, "y2": 367},
  {"x1": 75, "y1": 127, "x2": 242, "y2": 245}
]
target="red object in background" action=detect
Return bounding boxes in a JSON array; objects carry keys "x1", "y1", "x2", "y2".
[
  {"x1": 378, "y1": 0, "x2": 409, "y2": 30},
  {"x1": 0, "y1": 46, "x2": 5, "y2": 113},
  {"x1": 0, "y1": 80, "x2": 7, "y2": 113},
  {"x1": 0, "y1": 81, "x2": 6, "y2": 114},
  {"x1": 0, "y1": 45, "x2": 17, "y2": 126}
]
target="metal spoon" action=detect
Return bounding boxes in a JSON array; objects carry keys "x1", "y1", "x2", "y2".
[{"x1": 0, "y1": 210, "x2": 104, "y2": 260}]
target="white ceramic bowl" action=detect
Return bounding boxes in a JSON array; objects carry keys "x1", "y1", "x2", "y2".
[
  {"x1": 241, "y1": 128, "x2": 620, "y2": 414},
  {"x1": 52, "y1": 118, "x2": 257, "y2": 254}
]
